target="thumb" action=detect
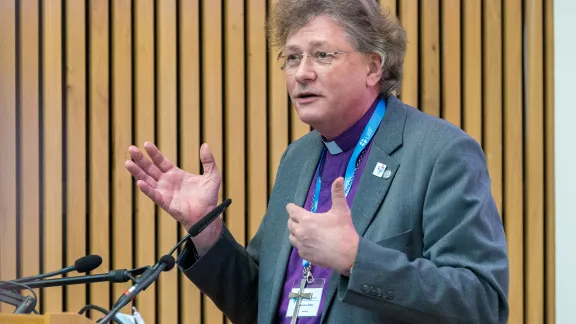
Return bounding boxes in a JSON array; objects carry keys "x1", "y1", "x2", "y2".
[
  {"x1": 330, "y1": 177, "x2": 349, "y2": 213},
  {"x1": 200, "y1": 143, "x2": 218, "y2": 175}
]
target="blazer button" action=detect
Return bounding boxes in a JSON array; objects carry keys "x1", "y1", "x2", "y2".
[
  {"x1": 361, "y1": 285, "x2": 370, "y2": 294},
  {"x1": 386, "y1": 291, "x2": 394, "y2": 300}
]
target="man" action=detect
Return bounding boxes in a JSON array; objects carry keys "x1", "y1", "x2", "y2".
[{"x1": 125, "y1": 0, "x2": 509, "y2": 323}]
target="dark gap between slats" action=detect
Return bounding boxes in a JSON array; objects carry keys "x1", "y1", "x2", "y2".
[
  {"x1": 221, "y1": 0, "x2": 228, "y2": 247},
  {"x1": 153, "y1": 1, "x2": 160, "y2": 323},
  {"x1": 38, "y1": 1, "x2": 45, "y2": 313},
  {"x1": 175, "y1": 0, "x2": 182, "y2": 322},
  {"x1": 265, "y1": 0, "x2": 271, "y2": 203},
  {"x1": 130, "y1": 0, "x2": 137, "y2": 310},
  {"x1": 416, "y1": 0, "x2": 422, "y2": 111},
  {"x1": 108, "y1": 0, "x2": 114, "y2": 310},
  {"x1": 438, "y1": 0, "x2": 444, "y2": 120},
  {"x1": 542, "y1": 0, "x2": 549, "y2": 320},
  {"x1": 14, "y1": 0, "x2": 22, "y2": 300},
  {"x1": 480, "y1": 1, "x2": 486, "y2": 150},
  {"x1": 520, "y1": 0, "x2": 527, "y2": 320},
  {"x1": 62, "y1": 0, "x2": 69, "y2": 311},
  {"x1": 85, "y1": 0, "x2": 93, "y2": 316},
  {"x1": 243, "y1": 0, "x2": 250, "y2": 249},
  {"x1": 198, "y1": 0, "x2": 206, "y2": 320},
  {"x1": 459, "y1": 0, "x2": 465, "y2": 130}
]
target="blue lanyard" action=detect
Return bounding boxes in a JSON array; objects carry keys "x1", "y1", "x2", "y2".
[{"x1": 302, "y1": 98, "x2": 386, "y2": 269}]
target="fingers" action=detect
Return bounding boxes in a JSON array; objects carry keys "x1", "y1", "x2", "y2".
[
  {"x1": 286, "y1": 203, "x2": 302, "y2": 223},
  {"x1": 200, "y1": 143, "x2": 219, "y2": 175},
  {"x1": 144, "y1": 142, "x2": 175, "y2": 173},
  {"x1": 136, "y1": 180, "x2": 164, "y2": 207},
  {"x1": 125, "y1": 160, "x2": 158, "y2": 188},
  {"x1": 330, "y1": 177, "x2": 349, "y2": 213},
  {"x1": 128, "y1": 145, "x2": 163, "y2": 181}
]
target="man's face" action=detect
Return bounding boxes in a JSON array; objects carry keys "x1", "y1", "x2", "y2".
[{"x1": 283, "y1": 15, "x2": 374, "y2": 135}]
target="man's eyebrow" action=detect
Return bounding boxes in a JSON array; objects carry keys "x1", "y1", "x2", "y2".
[{"x1": 284, "y1": 40, "x2": 329, "y2": 52}]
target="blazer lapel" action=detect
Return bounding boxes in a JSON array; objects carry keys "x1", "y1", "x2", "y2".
[
  {"x1": 263, "y1": 135, "x2": 324, "y2": 324},
  {"x1": 320, "y1": 96, "x2": 407, "y2": 323}
]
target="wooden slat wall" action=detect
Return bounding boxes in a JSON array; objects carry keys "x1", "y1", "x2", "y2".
[{"x1": 0, "y1": 1, "x2": 555, "y2": 324}]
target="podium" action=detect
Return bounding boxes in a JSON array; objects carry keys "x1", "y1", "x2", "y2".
[{"x1": 0, "y1": 313, "x2": 95, "y2": 324}]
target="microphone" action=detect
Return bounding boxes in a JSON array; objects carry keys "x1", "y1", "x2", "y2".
[
  {"x1": 99, "y1": 255, "x2": 175, "y2": 324},
  {"x1": 167, "y1": 199, "x2": 232, "y2": 256},
  {"x1": 0, "y1": 266, "x2": 149, "y2": 290},
  {"x1": 10, "y1": 255, "x2": 102, "y2": 284},
  {"x1": 188, "y1": 199, "x2": 232, "y2": 237}
]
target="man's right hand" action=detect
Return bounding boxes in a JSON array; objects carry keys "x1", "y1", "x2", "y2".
[{"x1": 125, "y1": 141, "x2": 222, "y2": 256}]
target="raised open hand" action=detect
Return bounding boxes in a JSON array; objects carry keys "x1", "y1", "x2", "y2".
[{"x1": 125, "y1": 142, "x2": 222, "y2": 237}]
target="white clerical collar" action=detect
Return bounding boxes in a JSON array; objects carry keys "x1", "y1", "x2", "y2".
[{"x1": 322, "y1": 140, "x2": 343, "y2": 155}]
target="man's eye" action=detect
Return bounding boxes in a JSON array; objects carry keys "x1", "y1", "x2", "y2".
[
  {"x1": 287, "y1": 54, "x2": 299, "y2": 61},
  {"x1": 316, "y1": 52, "x2": 330, "y2": 59}
]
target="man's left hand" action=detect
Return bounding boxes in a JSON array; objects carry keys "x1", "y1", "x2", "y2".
[{"x1": 286, "y1": 177, "x2": 359, "y2": 276}]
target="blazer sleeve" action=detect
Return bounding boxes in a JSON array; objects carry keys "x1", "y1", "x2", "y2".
[
  {"x1": 177, "y1": 225, "x2": 263, "y2": 324},
  {"x1": 337, "y1": 135, "x2": 509, "y2": 323}
]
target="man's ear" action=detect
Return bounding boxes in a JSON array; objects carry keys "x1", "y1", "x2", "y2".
[{"x1": 366, "y1": 53, "x2": 383, "y2": 87}]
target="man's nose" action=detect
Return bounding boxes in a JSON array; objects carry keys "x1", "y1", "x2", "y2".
[{"x1": 294, "y1": 57, "x2": 317, "y2": 83}]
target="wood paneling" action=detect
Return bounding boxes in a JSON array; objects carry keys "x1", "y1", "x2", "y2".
[
  {"x1": 65, "y1": 0, "x2": 87, "y2": 313},
  {"x1": 0, "y1": 0, "x2": 17, "y2": 314},
  {"x1": 0, "y1": 1, "x2": 555, "y2": 323},
  {"x1": 504, "y1": 0, "x2": 524, "y2": 322},
  {"x1": 42, "y1": 0, "x2": 63, "y2": 313}
]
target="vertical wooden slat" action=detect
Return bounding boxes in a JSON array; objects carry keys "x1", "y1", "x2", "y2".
[
  {"x1": 89, "y1": 0, "x2": 111, "y2": 315},
  {"x1": 157, "y1": 1, "x2": 179, "y2": 323},
  {"x1": 398, "y1": 0, "x2": 418, "y2": 107},
  {"x1": 201, "y1": 0, "x2": 224, "y2": 322},
  {"x1": 134, "y1": 0, "x2": 157, "y2": 322},
  {"x1": 179, "y1": 0, "x2": 202, "y2": 323},
  {"x1": 483, "y1": 0, "x2": 503, "y2": 214},
  {"x1": 65, "y1": 0, "x2": 87, "y2": 312},
  {"x1": 19, "y1": 0, "x2": 41, "y2": 309},
  {"x1": 247, "y1": 0, "x2": 268, "y2": 240},
  {"x1": 42, "y1": 0, "x2": 63, "y2": 313},
  {"x1": 462, "y1": 0, "x2": 482, "y2": 145},
  {"x1": 111, "y1": 0, "x2": 133, "y2": 314},
  {"x1": 420, "y1": 0, "x2": 440, "y2": 117},
  {"x1": 225, "y1": 0, "x2": 246, "y2": 245},
  {"x1": 503, "y1": 0, "x2": 524, "y2": 322},
  {"x1": 379, "y1": 0, "x2": 396, "y2": 17},
  {"x1": 267, "y1": 0, "x2": 288, "y2": 190},
  {"x1": 441, "y1": 0, "x2": 461, "y2": 127},
  {"x1": 525, "y1": 0, "x2": 544, "y2": 323},
  {"x1": 224, "y1": 2, "x2": 246, "y2": 323},
  {"x1": 0, "y1": 0, "x2": 18, "y2": 314},
  {"x1": 544, "y1": 0, "x2": 555, "y2": 322}
]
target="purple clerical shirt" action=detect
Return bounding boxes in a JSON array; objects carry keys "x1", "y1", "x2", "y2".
[{"x1": 275, "y1": 96, "x2": 382, "y2": 323}]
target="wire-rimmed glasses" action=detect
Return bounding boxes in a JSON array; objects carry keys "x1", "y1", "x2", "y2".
[{"x1": 277, "y1": 51, "x2": 349, "y2": 74}]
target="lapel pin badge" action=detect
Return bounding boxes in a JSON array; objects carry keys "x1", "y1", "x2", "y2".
[
  {"x1": 372, "y1": 162, "x2": 387, "y2": 178},
  {"x1": 383, "y1": 169, "x2": 392, "y2": 179}
]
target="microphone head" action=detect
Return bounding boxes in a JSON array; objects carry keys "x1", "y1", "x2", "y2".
[
  {"x1": 75, "y1": 255, "x2": 103, "y2": 273},
  {"x1": 158, "y1": 255, "x2": 176, "y2": 271}
]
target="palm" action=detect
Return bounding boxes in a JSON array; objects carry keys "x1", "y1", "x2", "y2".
[
  {"x1": 156, "y1": 167, "x2": 220, "y2": 225},
  {"x1": 125, "y1": 142, "x2": 221, "y2": 229}
]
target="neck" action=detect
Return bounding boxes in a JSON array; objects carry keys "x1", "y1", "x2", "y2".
[{"x1": 318, "y1": 92, "x2": 379, "y2": 141}]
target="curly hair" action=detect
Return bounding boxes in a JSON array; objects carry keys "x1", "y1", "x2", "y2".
[{"x1": 267, "y1": 0, "x2": 407, "y2": 97}]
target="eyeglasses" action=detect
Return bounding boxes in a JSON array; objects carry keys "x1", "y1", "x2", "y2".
[{"x1": 276, "y1": 51, "x2": 350, "y2": 74}]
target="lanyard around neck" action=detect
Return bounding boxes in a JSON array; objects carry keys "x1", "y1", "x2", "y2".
[{"x1": 302, "y1": 98, "x2": 386, "y2": 269}]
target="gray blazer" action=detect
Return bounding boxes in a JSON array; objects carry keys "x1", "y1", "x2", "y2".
[{"x1": 178, "y1": 96, "x2": 509, "y2": 324}]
